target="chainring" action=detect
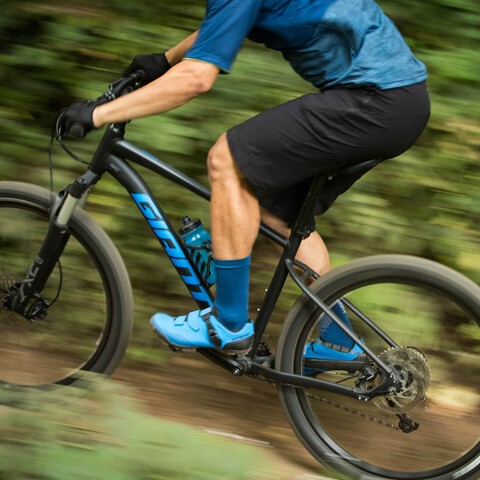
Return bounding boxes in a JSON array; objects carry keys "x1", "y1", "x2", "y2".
[{"x1": 367, "y1": 347, "x2": 431, "y2": 413}]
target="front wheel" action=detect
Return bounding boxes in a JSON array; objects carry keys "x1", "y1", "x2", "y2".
[
  {"x1": 0, "y1": 182, "x2": 134, "y2": 389},
  {"x1": 277, "y1": 255, "x2": 480, "y2": 480}
]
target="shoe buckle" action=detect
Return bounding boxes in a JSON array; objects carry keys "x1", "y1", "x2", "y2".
[
  {"x1": 200, "y1": 308, "x2": 222, "y2": 347},
  {"x1": 322, "y1": 340, "x2": 351, "y2": 353}
]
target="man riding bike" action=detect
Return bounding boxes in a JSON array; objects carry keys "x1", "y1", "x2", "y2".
[{"x1": 61, "y1": 0, "x2": 430, "y2": 359}]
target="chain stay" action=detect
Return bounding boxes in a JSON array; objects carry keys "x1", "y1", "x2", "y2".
[{"x1": 250, "y1": 335, "x2": 428, "y2": 432}]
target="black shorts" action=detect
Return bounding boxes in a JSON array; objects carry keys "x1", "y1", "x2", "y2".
[{"x1": 227, "y1": 81, "x2": 430, "y2": 227}]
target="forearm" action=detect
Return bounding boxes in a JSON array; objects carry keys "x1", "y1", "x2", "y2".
[
  {"x1": 93, "y1": 59, "x2": 218, "y2": 127},
  {"x1": 165, "y1": 31, "x2": 198, "y2": 66}
]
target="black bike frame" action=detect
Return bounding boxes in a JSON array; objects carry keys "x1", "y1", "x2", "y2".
[{"x1": 11, "y1": 121, "x2": 401, "y2": 400}]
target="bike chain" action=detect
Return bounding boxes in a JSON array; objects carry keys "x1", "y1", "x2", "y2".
[{"x1": 252, "y1": 335, "x2": 401, "y2": 431}]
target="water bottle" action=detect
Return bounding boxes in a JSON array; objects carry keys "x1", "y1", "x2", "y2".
[{"x1": 178, "y1": 216, "x2": 216, "y2": 286}]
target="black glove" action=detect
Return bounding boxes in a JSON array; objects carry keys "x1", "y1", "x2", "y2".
[
  {"x1": 123, "y1": 53, "x2": 171, "y2": 85},
  {"x1": 58, "y1": 95, "x2": 108, "y2": 139}
]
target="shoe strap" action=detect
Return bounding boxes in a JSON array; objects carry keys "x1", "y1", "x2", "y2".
[
  {"x1": 321, "y1": 340, "x2": 352, "y2": 353},
  {"x1": 200, "y1": 306, "x2": 222, "y2": 347}
]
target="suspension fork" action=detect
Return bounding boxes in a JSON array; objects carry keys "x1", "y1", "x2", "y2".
[{"x1": 6, "y1": 169, "x2": 101, "y2": 321}]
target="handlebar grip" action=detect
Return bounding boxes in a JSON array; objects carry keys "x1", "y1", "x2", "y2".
[
  {"x1": 69, "y1": 122, "x2": 86, "y2": 139},
  {"x1": 131, "y1": 69, "x2": 146, "y2": 83},
  {"x1": 58, "y1": 70, "x2": 145, "y2": 140}
]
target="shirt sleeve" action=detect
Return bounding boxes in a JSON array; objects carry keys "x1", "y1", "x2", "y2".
[{"x1": 185, "y1": 0, "x2": 262, "y2": 73}]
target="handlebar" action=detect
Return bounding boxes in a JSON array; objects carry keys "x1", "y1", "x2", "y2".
[
  {"x1": 69, "y1": 123, "x2": 88, "y2": 140},
  {"x1": 66, "y1": 69, "x2": 145, "y2": 139},
  {"x1": 108, "y1": 69, "x2": 146, "y2": 98}
]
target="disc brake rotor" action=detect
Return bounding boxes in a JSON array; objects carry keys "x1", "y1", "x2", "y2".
[{"x1": 368, "y1": 347, "x2": 431, "y2": 413}]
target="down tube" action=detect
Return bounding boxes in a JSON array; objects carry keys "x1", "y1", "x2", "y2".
[{"x1": 106, "y1": 154, "x2": 214, "y2": 310}]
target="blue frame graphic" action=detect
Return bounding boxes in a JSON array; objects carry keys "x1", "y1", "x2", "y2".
[{"x1": 132, "y1": 192, "x2": 213, "y2": 308}]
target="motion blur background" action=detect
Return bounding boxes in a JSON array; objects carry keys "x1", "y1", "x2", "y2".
[{"x1": 0, "y1": 1, "x2": 479, "y2": 478}]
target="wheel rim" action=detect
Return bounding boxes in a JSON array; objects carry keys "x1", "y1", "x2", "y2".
[
  {"x1": 0, "y1": 198, "x2": 113, "y2": 387},
  {"x1": 286, "y1": 265, "x2": 480, "y2": 478}
]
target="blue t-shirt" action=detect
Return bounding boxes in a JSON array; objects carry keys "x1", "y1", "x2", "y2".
[{"x1": 185, "y1": 0, "x2": 427, "y2": 90}]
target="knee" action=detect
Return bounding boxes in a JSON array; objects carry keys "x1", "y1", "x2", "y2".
[{"x1": 207, "y1": 133, "x2": 235, "y2": 183}]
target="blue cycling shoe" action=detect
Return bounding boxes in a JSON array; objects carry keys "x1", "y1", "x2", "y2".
[
  {"x1": 150, "y1": 306, "x2": 254, "y2": 354},
  {"x1": 303, "y1": 340, "x2": 365, "y2": 376}
]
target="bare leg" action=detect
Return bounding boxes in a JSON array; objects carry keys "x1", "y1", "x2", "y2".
[
  {"x1": 151, "y1": 134, "x2": 350, "y2": 351},
  {"x1": 260, "y1": 208, "x2": 331, "y2": 276},
  {"x1": 208, "y1": 132, "x2": 330, "y2": 272},
  {"x1": 207, "y1": 133, "x2": 260, "y2": 260},
  {"x1": 206, "y1": 131, "x2": 331, "y2": 276},
  {"x1": 150, "y1": 132, "x2": 259, "y2": 348}
]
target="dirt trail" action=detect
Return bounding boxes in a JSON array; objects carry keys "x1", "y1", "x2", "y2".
[{"x1": 114, "y1": 353, "x2": 328, "y2": 479}]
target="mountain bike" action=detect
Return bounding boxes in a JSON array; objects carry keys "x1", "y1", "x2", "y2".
[{"x1": 1, "y1": 72, "x2": 479, "y2": 480}]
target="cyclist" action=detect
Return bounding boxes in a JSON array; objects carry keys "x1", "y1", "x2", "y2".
[{"x1": 61, "y1": 0, "x2": 430, "y2": 357}]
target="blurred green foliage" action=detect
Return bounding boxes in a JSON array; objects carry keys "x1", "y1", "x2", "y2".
[
  {"x1": 0, "y1": 378, "x2": 287, "y2": 480},
  {"x1": 0, "y1": 5, "x2": 477, "y2": 477},
  {"x1": 0, "y1": 0, "x2": 479, "y2": 359}
]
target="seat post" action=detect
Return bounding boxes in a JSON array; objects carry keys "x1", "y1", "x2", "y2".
[{"x1": 289, "y1": 158, "x2": 383, "y2": 245}]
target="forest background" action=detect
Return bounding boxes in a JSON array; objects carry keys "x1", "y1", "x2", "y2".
[{"x1": 0, "y1": 2, "x2": 479, "y2": 479}]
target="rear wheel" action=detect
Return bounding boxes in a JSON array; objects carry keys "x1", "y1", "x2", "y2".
[
  {"x1": 277, "y1": 255, "x2": 480, "y2": 479},
  {"x1": 0, "y1": 182, "x2": 133, "y2": 388}
]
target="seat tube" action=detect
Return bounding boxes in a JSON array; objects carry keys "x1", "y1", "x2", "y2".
[
  {"x1": 250, "y1": 175, "x2": 328, "y2": 355},
  {"x1": 290, "y1": 174, "x2": 328, "y2": 240}
]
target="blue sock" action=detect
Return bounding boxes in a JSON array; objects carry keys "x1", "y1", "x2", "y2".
[
  {"x1": 318, "y1": 300, "x2": 355, "y2": 350},
  {"x1": 214, "y1": 256, "x2": 250, "y2": 332}
]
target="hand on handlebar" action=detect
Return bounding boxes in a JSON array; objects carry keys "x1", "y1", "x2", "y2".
[
  {"x1": 57, "y1": 95, "x2": 110, "y2": 139},
  {"x1": 56, "y1": 70, "x2": 145, "y2": 140},
  {"x1": 123, "y1": 53, "x2": 171, "y2": 85}
]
